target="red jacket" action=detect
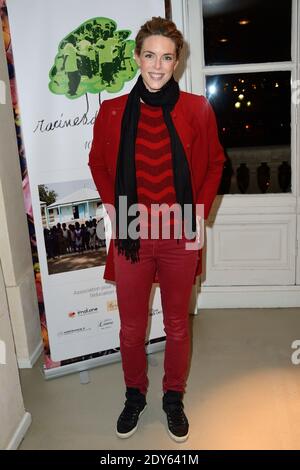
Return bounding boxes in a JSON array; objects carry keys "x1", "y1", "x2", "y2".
[{"x1": 89, "y1": 91, "x2": 225, "y2": 283}]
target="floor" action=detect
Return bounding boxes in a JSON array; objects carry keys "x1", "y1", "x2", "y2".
[{"x1": 19, "y1": 308, "x2": 300, "y2": 450}]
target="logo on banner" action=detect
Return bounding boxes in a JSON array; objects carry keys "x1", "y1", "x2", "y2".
[
  {"x1": 98, "y1": 318, "x2": 114, "y2": 330},
  {"x1": 77, "y1": 306, "x2": 98, "y2": 316},
  {"x1": 107, "y1": 300, "x2": 118, "y2": 312},
  {"x1": 68, "y1": 307, "x2": 99, "y2": 318},
  {"x1": 49, "y1": 17, "x2": 138, "y2": 102},
  {"x1": 57, "y1": 326, "x2": 92, "y2": 338}
]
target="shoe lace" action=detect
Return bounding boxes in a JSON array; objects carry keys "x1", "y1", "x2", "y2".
[
  {"x1": 166, "y1": 403, "x2": 187, "y2": 426},
  {"x1": 120, "y1": 402, "x2": 141, "y2": 423}
]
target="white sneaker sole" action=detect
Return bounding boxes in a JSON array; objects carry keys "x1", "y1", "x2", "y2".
[
  {"x1": 167, "y1": 428, "x2": 189, "y2": 443},
  {"x1": 164, "y1": 410, "x2": 189, "y2": 443},
  {"x1": 116, "y1": 405, "x2": 147, "y2": 439}
]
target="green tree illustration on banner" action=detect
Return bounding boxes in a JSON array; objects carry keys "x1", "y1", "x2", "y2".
[{"x1": 49, "y1": 17, "x2": 138, "y2": 107}]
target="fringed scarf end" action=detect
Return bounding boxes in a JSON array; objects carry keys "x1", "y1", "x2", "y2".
[{"x1": 114, "y1": 237, "x2": 140, "y2": 264}]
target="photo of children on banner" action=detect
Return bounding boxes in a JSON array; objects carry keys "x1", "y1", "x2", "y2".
[{"x1": 39, "y1": 181, "x2": 107, "y2": 275}]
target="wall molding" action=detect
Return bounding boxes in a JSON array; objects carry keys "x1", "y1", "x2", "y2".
[
  {"x1": 6, "y1": 412, "x2": 32, "y2": 450},
  {"x1": 197, "y1": 284, "x2": 300, "y2": 309},
  {"x1": 17, "y1": 340, "x2": 43, "y2": 369}
]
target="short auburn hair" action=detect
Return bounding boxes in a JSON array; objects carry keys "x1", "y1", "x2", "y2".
[{"x1": 135, "y1": 16, "x2": 183, "y2": 60}]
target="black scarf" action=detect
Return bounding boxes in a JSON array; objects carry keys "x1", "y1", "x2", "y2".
[{"x1": 114, "y1": 74, "x2": 196, "y2": 262}]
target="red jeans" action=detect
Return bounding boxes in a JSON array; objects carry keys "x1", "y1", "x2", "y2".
[{"x1": 113, "y1": 236, "x2": 198, "y2": 395}]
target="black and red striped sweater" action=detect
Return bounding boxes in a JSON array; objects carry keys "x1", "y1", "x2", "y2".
[{"x1": 135, "y1": 102, "x2": 180, "y2": 238}]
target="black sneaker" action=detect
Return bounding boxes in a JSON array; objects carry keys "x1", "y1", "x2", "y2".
[
  {"x1": 116, "y1": 387, "x2": 147, "y2": 438},
  {"x1": 163, "y1": 390, "x2": 189, "y2": 442}
]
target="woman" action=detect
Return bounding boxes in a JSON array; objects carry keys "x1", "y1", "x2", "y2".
[{"x1": 89, "y1": 17, "x2": 224, "y2": 443}]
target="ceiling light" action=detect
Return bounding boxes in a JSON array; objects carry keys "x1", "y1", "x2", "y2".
[{"x1": 238, "y1": 19, "x2": 250, "y2": 25}]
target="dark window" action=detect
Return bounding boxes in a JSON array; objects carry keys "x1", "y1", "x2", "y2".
[
  {"x1": 72, "y1": 205, "x2": 79, "y2": 219},
  {"x1": 203, "y1": 0, "x2": 292, "y2": 65},
  {"x1": 206, "y1": 72, "x2": 291, "y2": 194},
  {"x1": 206, "y1": 72, "x2": 291, "y2": 148}
]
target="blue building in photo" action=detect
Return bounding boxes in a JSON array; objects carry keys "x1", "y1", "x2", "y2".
[{"x1": 43, "y1": 187, "x2": 103, "y2": 227}]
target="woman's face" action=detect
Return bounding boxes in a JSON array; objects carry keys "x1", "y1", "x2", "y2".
[{"x1": 134, "y1": 35, "x2": 178, "y2": 93}]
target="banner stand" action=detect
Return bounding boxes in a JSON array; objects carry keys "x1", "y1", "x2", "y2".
[
  {"x1": 43, "y1": 340, "x2": 166, "y2": 380},
  {"x1": 4, "y1": 0, "x2": 167, "y2": 377}
]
